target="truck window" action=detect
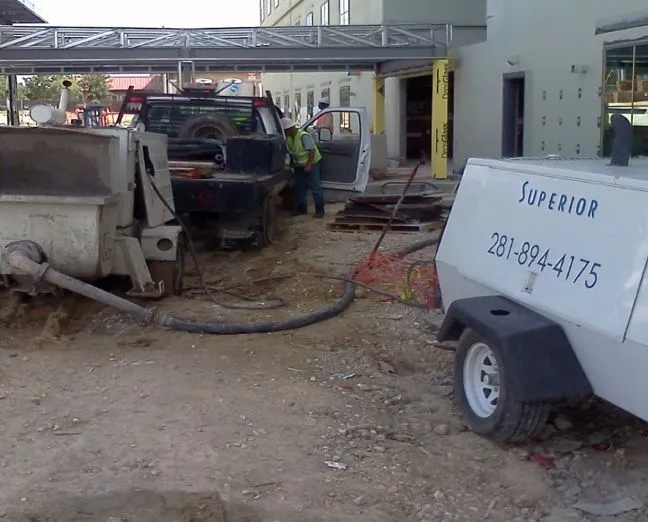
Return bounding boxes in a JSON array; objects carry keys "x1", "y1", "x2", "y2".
[
  {"x1": 145, "y1": 102, "x2": 255, "y2": 137},
  {"x1": 256, "y1": 106, "x2": 283, "y2": 136}
]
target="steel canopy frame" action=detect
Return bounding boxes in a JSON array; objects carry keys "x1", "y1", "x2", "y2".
[{"x1": 0, "y1": 23, "x2": 449, "y2": 73}]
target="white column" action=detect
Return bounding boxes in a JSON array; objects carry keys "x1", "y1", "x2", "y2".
[{"x1": 385, "y1": 77, "x2": 406, "y2": 162}]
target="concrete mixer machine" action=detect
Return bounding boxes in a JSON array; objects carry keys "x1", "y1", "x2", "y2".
[{"x1": 0, "y1": 82, "x2": 185, "y2": 298}]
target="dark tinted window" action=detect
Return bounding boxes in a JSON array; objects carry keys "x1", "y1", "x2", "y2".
[{"x1": 144, "y1": 101, "x2": 255, "y2": 137}]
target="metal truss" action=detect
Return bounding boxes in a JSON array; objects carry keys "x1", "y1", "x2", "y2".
[{"x1": 0, "y1": 23, "x2": 450, "y2": 74}]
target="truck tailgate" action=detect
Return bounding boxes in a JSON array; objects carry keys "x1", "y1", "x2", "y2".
[{"x1": 170, "y1": 171, "x2": 290, "y2": 214}]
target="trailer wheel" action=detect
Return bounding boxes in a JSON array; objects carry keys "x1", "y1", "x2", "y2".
[
  {"x1": 454, "y1": 328, "x2": 550, "y2": 442},
  {"x1": 148, "y1": 235, "x2": 186, "y2": 297}
]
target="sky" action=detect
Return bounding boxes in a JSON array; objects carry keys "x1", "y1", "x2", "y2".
[{"x1": 33, "y1": 0, "x2": 261, "y2": 28}]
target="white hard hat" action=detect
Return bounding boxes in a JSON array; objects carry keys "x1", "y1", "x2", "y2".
[{"x1": 281, "y1": 117, "x2": 296, "y2": 130}]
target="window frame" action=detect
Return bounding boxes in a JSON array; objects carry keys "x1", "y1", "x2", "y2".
[
  {"x1": 305, "y1": 11, "x2": 314, "y2": 26},
  {"x1": 320, "y1": 1, "x2": 330, "y2": 25}
]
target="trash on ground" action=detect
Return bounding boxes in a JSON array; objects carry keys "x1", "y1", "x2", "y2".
[{"x1": 324, "y1": 461, "x2": 347, "y2": 470}]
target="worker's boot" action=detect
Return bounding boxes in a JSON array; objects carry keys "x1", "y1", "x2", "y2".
[
  {"x1": 313, "y1": 210, "x2": 325, "y2": 218},
  {"x1": 292, "y1": 206, "x2": 308, "y2": 217}
]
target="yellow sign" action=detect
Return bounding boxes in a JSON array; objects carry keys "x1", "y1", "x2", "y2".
[{"x1": 431, "y1": 59, "x2": 449, "y2": 179}]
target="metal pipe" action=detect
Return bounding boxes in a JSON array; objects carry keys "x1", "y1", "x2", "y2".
[
  {"x1": 4, "y1": 241, "x2": 155, "y2": 322},
  {"x1": 58, "y1": 79, "x2": 72, "y2": 111}
]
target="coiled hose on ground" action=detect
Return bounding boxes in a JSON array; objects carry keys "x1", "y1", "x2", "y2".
[{"x1": 4, "y1": 234, "x2": 438, "y2": 335}]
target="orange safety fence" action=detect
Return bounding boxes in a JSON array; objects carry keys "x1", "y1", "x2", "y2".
[{"x1": 352, "y1": 250, "x2": 441, "y2": 309}]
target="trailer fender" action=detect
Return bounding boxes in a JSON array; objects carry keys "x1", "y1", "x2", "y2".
[{"x1": 438, "y1": 295, "x2": 592, "y2": 402}]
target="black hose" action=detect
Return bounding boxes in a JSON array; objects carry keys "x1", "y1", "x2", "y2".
[
  {"x1": 401, "y1": 236, "x2": 440, "y2": 256},
  {"x1": 155, "y1": 280, "x2": 355, "y2": 334}
]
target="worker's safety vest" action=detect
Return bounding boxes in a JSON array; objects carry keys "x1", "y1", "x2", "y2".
[{"x1": 286, "y1": 130, "x2": 322, "y2": 167}]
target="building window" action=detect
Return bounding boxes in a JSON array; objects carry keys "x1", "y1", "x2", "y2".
[
  {"x1": 284, "y1": 94, "x2": 290, "y2": 118},
  {"x1": 260, "y1": 0, "x2": 265, "y2": 22},
  {"x1": 307, "y1": 90, "x2": 315, "y2": 120},
  {"x1": 274, "y1": 0, "x2": 279, "y2": 7},
  {"x1": 602, "y1": 42, "x2": 648, "y2": 157},
  {"x1": 339, "y1": 85, "x2": 351, "y2": 130},
  {"x1": 305, "y1": 12, "x2": 314, "y2": 26},
  {"x1": 320, "y1": 1, "x2": 329, "y2": 25},
  {"x1": 294, "y1": 91, "x2": 302, "y2": 124},
  {"x1": 266, "y1": 0, "x2": 272, "y2": 15},
  {"x1": 321, "y1": 87, "x2": 330, "y2": 103},
  {"x1": 339, "y1": 0, "x2": 350, "y2": 25}
]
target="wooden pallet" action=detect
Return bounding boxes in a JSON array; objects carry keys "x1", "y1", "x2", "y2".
[{"x1": 326, "y1": 220, "x2": 438, "y2": 233}]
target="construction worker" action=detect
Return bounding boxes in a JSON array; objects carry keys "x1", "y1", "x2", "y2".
[
  {"x1": 282, "y1": 117, "x2": 325, "y2": 218},
  {"x1": 313, "y1": 98, "x2": 334, "y2": 137}
]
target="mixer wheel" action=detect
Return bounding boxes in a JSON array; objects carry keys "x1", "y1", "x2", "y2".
[{"x1": 148, "y1": 235, "x2": 186, "y2": 296}]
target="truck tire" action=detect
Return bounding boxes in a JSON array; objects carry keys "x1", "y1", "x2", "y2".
[
  {"x1": 178, "y1": 115, "x2": 240, "y2": 141},
  {"x1": 259, "y1": 193, "x2": 277, "y2": 248},
  {"x1": 148, "y1": 235, "x2": 186, "y2": 297},
  {"x1": 454, "y1": 328, "x2": 550, "y2": 442}
]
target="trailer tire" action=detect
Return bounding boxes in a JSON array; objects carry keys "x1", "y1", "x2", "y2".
[
  {"x1": 178, "y1": 115, "x2": 239, "y2": 141},
  {"x1": 454, "y1": 328, "x2": 550, "y2": 442},
  {"x1": 148, "y1": 235, "x2": 186, "y2": 297}
]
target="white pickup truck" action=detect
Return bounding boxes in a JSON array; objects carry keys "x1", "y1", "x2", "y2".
[{"x1": 435, "y1": 125, "x2": 648, "y2": 442}]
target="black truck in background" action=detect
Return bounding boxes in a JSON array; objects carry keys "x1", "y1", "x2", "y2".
[
  {"x1": 119, "y1": 87, "x2": 289, "y2": 249},
  {"x1": 118, "y1": 85, "x2": 372, "y2": 249}
]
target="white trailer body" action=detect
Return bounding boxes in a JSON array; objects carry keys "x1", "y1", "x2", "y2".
[{"x1": 435, "y1": 156, "x2": 648, "y2": 441}]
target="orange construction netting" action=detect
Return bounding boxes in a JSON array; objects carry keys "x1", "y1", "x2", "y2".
[{"x1": 352, "y1": 250, "x2": 441, "y2": 309}]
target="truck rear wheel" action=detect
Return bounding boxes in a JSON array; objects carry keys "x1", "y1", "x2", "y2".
[
  {"x1": 258, "y1": 194, "x2": 277, "y2": 248},
  {"x1": 148, "y1": 235, "x2": 186, "y2": 297},
  {"x1": 454, "y1": 328, "x2": 550, "y2": 442}
]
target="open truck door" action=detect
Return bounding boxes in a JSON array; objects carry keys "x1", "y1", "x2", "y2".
[{"x1": 301, "y1": 108, "x2": 370, "y2": 193}]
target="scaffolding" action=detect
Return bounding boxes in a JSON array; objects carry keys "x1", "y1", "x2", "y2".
[{"x1": 0, "y1": 23, "x2": 449, "y2": 73}]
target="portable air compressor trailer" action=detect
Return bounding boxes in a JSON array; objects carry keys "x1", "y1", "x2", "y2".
[{"x1": 435, "y1": 149, "x2": 648, "y2": 442}]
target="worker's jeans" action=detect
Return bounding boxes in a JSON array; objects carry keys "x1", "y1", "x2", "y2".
[{"x1": 294, "y1": 162, "x2": 325, "y2": 215}]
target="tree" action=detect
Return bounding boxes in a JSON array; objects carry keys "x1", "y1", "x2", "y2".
[
  {"x1": 21, "y1": 75, "x2": 82, "y2": 102},
  {"x1": 19, "y1": 74, "x2": 112, "y2": 103},
  {"x1": 77, "y1": 74, "x2": 111, "y2": 102}
]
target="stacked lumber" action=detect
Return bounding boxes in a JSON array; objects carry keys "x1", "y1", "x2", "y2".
[{"x1": 327, "y1": 193, "x2": 445, "y2": 233}]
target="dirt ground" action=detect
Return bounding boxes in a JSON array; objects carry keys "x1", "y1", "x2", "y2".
[{"x1": 1, "y1": 207, "x2": 648, "y2": 522}]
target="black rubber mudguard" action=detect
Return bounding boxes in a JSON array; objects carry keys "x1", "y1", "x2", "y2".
[{"x1": 438, "y1": 295, "x2": 592, "y2": 402}]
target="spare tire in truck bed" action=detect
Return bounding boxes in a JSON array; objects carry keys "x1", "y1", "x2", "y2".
[{"x1": 178, "y1": 114, "x2": 240, "y2": 140}]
